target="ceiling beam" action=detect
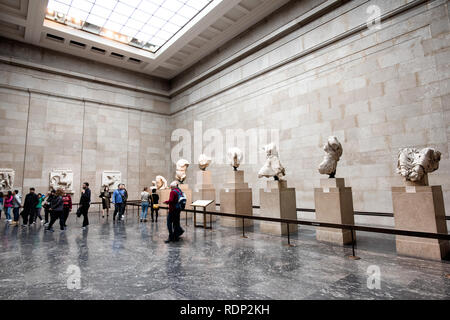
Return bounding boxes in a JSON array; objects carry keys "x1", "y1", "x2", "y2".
[{"x1": 24, "y1": 0, "x2": 48, "y2": 44}]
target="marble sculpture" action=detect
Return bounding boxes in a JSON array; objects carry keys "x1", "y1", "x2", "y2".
[
  {"x1": 318, "y1": 136, "x2": 343, "y2": 178},
  {"x1": 156, "y1": 175, "x2": 168, "y2": 189},
  {"x1": 227, "y1": 147, "x2": 243, "y2": 171},
  {"x1": 176, "y1": 159, "x2": 190, "y2": 183},
  {"x1": 0, "y1": 169, "x2": 14, "y2": 192},
  {"x1": 198, "y1": 154, "x2": 212, "y2": 171},
  {"x1": 50, "y1": 169, "x2": 73, "y2": 192},
  {"x1": 397, "y1": 147, "x2": 441, "y2": 183},
  {"x1": 102, "y1": 171, "x2": 121, "y2": 190},
  {"x1": 258, "y1": 143, "x2": 286, "y2": 180}
]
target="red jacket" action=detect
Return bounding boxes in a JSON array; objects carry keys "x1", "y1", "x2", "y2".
[
  {"x1": 62, "y1": 194, "x2": 72, "y2": 211},
  {"x1": 164, "y1": 188, "x2": 180, "y2": 212},
  {"x1": 4, "y1": 195, "x2": 13, "y2": 208}
]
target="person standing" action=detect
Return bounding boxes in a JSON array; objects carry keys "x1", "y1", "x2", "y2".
[
  {"x1": 99, "y1": 186, "x2": 111, "y2": 218},
  {"x1": 10, "y1": 190, "x2": 21, "y2": 226},
  {"x1": 163, "y1": 181, "x2": 185, "y2": 243},
  {"x1": 150, "y1": 188, "x2": 159, "y2": 223},
  {"x1": 34, "y1": 193, "x2": 44, "y2": 223},
  {"x1": 121, "y1": 185, "x2": 128, "y2": 219},
  {"x1": 62, "y1": 190, "x2": 72, "y2": 229},
  {"x1": 4, "y1": 191, "x2": 13, "y2": 223},
  {"x1": 79, "y1": 182, "x2": 91, "y2": 230},
  {"x1": 112, "y1": 184, "x2": 125, "y2": 222},
  {"x1": 0, "y1": 192, "x2": 3, "y2": 220},
  {"x1": 45, "y1": 189, "x2": 64, "y2": 232},
  {"x1": 22, "y1": 188, "x2": 39, "y2": 227},
  {"x1": 140, "y1": 187, "x2": 150, "y2": 223}
]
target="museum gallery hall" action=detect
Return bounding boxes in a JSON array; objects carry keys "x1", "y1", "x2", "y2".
[{"x1": 0, "y1": 0, "x2": 449, "y2": 303}]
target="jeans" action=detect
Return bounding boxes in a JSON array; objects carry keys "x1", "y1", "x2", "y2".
[
  {"x1": 140, "y1": 202, "x2": 149, "y2": 220},
  {"x1": 113, "y1": 203, "x2": 124, "y2": 221},
  {"x1": 13, "y1": 207, "x2": 20, "y2": 222},
  {"x1": 35, "y1": 208, "x2": 43, "y2": 221},
  {"x1": 5, "y1": 207, "x2": 11, "y2": 220},
  {"x1": 167, "y1": 209, "x2": 184, "y2": 241}
]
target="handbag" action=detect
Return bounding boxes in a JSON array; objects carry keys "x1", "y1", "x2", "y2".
[
  {"x1": 153, "y1": 204, "x2": 159, "y2": 210},
  {"x1": 76, "y1": 207, "x2": 82, "y2": 218}
]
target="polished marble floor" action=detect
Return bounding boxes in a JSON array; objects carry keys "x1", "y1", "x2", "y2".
[{"x1": 0, "y1": 211, "x2": 449, "y2": 300}]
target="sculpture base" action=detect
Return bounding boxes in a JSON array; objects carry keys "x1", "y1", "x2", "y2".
[
  {"x1": 392, "y1": 184, "x2": 450, "y2": 261},
  {"x1": 220, "y1": 170, "x2": 253, "y2": 228},
  {"x1": 193, "y1": 171, "x2": 217, "y2": 223},
  {"x1": 156, "y1": 189, "x2": 171, "y2": 216},
  {"x1": 314, "y1": 178, "x2": 355, "y2": 245},
  {"x1": 179, "y1": 184, "x2": 193, "y2": 218},
  {"x1": 259, "y1": 180, "x2": 297, "y2": 236}
]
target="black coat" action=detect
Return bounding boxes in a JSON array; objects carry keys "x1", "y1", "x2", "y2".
[
  {"x1": 80, "y1": 188, "x2": 91, "y2": 207},
  {"x1": 23, "y1": 193, "x2": 39, "y2": 213}
]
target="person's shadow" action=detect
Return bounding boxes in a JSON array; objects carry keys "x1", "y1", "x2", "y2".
[{"x1": 76, "y1": 229, "x2": 89, "y2": 267}]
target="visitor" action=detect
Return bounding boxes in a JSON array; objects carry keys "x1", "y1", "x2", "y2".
[
  {"x1": 112, "y1": 184, "x2": 126, "y2": 222},
  {"x1": 163, "y1": 181, "x2": 185, "y2": 243},
  {"x1": 62, "y1": 190, "x2": 72, "y2": 229},
  {"x1": 121, "y1": 184, "x2": 128, "y2": 219},
  {"x1": 150, "y1": 188, "x2": 159, "y2": 223},
  {"x1": 140, "y1": 187, "x2": 150, "y2": 223},
  {"x1": 0, "y1": 192, "x2": 3, "y2": 220},
  {"x1": 79, "y1": 182, "x2": 91, "y2": 230},
  {"x1": 43, "y1": 190, "x2": 54, "y2": 225},
  {"x1": 11, "y1": 190, "x2": 21, "y2": 226},
  {"x1": 22, "y1": 187, "x2": 39, "y2": 227},
  {"x1": 99, "y1": 186, "x2": 111, "y2": 218},
  {"x1": 34, "y1": 193, "x2": 44, "y2": 223},
  {"x1": 45, "y1": 189, "x2": 64, "y2": 232},
  {"x1": 4, "y1": 191, "x2": 13, "y2": 223}
]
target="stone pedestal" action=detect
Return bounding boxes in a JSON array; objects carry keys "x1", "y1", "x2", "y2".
[
  {"x1": 156, "y1": 188, "x2": 171, "y2": 216},
  {"x1": 220, "y1": 170, "x2": 253, "y2": 228},
  {"x1": 179, "y1": 183, "x2": 193, "y2": 218},
  {"x1": 259, "y1": 180, "x2": 297, "y2": 235},
  {"x1": 392, "y1": 178, "x2": 449, "y2": 260},
  {"x1": 193, "y1": 171, "x2": 216, "y2": 223},
  {"x1": 314, "y1": 178, "x2": 355, "y2": 245}
]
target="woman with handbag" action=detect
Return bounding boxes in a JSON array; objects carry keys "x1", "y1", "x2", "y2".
[
  {"x1": 150, "y1": 188, "x2": 159, "y2": 223},
  {"x1": 99, "y1": 186, "x2": 111, "y2": 218}
]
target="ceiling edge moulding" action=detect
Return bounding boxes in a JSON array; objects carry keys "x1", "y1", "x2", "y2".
[
  {"x1": 0, "y1": 55, "x2": 170, "y2": 99},
  {"x1": 168, "y1": 0, "x2": 430, "y2": 116},
  {"x1": 0, "y1": 83, "x2": 171, "y2": 117},
  {"x1": 168, "y1": 0, "x2": 343, "y2": 97}
]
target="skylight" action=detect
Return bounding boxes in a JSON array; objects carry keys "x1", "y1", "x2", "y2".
[{"x1": 46, "y1": 0, "x2": 213, "y2": 53}]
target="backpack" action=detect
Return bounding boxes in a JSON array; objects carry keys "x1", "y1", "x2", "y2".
[{"x1": 174, "y1": 189, "x2": 186, "y2": 210}]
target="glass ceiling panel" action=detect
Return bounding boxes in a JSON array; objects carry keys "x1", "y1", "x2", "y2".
[{"x1": 46, "y1": 0, "x2": 214, "y2": 53}]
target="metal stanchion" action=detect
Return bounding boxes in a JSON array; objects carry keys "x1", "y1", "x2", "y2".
[
  {"x1": 185, "y1": 210, "x2": 188, "y2": 226},
  {"x1": 203, "y1": 207, "x2": 207, "y2": 229},
  {"x1": 347, "y1": 228, "x2": 360, "y2": 260},
  {"x1": 241, "y1": 217, "x2": 247, "y2": 238},
  {"x1": 285, "y1": 223, "x2": 294, "y2": 247}
]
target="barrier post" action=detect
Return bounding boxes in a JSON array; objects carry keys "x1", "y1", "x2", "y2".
[
  {"x1": 348, "y1": 228, "x2": 360, "y2": 260},
  {"x1": 285, "y1": 223, "x2": 294, "y2": 247},
  {"x1": 241, "y1": 217, "x2": 247, "y2": 238}
]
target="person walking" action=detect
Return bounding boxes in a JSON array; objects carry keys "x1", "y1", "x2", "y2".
[
  {"x1": 79, "y1": 182, "x2": 91, "y2": 230},
  {"x1": 163, "y1": 181, "x2": 185, "y2": 243},
  {"x1": 10, "y1": 190, "x2": 21, "y2": 226},
  {"x1": 150, "y1": 188, "x2": 159, "y2": 223},
  {"x1": 45, "y1": 189, "x2": 64, "y2": 232},
  {"x1": 0, "y1": 192, "x2": 3, "y2": 220},
  {"x1": 99, "y1": 186, "x2": 111, "y2": 218},
  {"x1": 140, "y1": 187, "x2": 150, "y2": 223},
  {"x1": 43, "y1": 190, "x2": 54, "y2": 225},
  {"x1": 112, "y1": 184, "x2": 126, "y2": 222},
  {"x1": 22, "y1": 188, "x2": 39, "y2": 227},
  {"x1": 4, "y1": 191, "x2": 13, "y2": 223},
  {"x1": 34, "y1": 193, "x2": 44, "y2": 223},
  {"x1": 62, "y1": 190, "x2": 72, "y2": 229}
]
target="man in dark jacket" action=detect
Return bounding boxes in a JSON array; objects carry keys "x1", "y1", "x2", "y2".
[
  {"x1": 22, "y1": 188, "x2": 39, "y2": 226},
  {"x1": 79, "y1": 182, "x2": 91, "y2": 230},
  {"x1": 45, "y1": 189, "x2": 64, "y2": 232},
  {"x1": 163, "y1": 181, "x2": 185, "y2": 243}
]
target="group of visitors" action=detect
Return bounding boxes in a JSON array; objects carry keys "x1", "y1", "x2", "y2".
[{"x1": 0, "y1": 180, "x2": 187, "y2": 244}]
